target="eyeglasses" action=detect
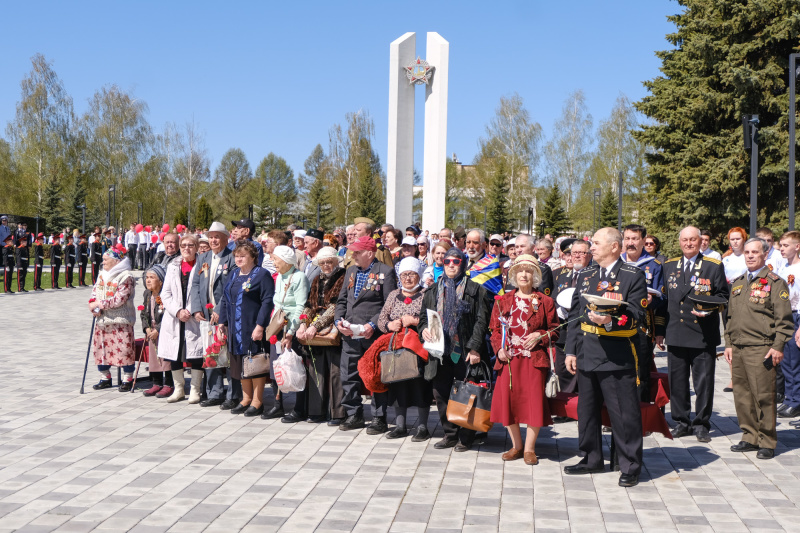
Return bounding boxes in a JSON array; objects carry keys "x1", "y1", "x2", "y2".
[
  {"x1": 399, "y1": 272, "x2": 418, "y2": 278},
  {"x1": 180, "y1": 244, "x2": 196, "y2": 249},
  {"x1": 443, "y1": 258, "x2": 463, "y2": 266},
  {"x1": 571, "y1": 251, "x2": 588, "y2": 256}
]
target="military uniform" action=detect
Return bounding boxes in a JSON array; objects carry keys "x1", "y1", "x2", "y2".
[
  {"x1": 16, "y1": 242, "x2": 29, "y2": 292},
  {"x1": 663, "y1": 254, "x2": 728, "y2": 435},
  {"x1": 2, "y1": 236, "x2": 14, "y2": 293},
  {"x1": 90, "y1": 236, "x2": 102, "y2": 284},
  {"x1": 77, "y1": 238, "x2": 89, "y2": 286},
  {"x1": 565, "y1": 260, "x2": 648, "y2": 477},
  {"x1": 50, "y1": 240, "x2": 63, "y2": 289},
  {"x1": 725, "y1": 268, "x2": 793, "y2": 450},
  {"x1": 65, "y1": 239, "x2": 76, "y2": 288},
  {"x1": 551, "y1": 265, "x2": 579, "y2": 391},
  {"x1": 33, "y1": 238, "x2": 45, "y2": 290}
]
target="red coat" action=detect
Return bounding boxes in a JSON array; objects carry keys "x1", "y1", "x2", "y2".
[{"x1": 489, "y1": 289, "x2": 558, "y2": 369}]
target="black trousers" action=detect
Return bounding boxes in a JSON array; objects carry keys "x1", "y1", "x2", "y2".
[
  {"x1": 576, "y1": 368, "x2": 643, "y2": 476},
  {"x1": 431, "y1": 357, "x2": 475, "y2": 445},
  {"x1": 555, "y1": 343, "x2": 578, "y2": 393},
  {"x1": 137, "y1": 247, "x2": 148, "y2": 271},
  {"x1": 340, "y1": 336, "x2": 387, "y2": 418},
  {"x1": 637, "y1": 332, "x2": 653, "y2": 402},
  {"x1": 65, "y1": 264, "x2": 74, "y2": 286},
  {"x1": 51, "y1": 263, "x2": 61, "y2": 288},
  {"x1": 3, "y1": 265, "x2": 13, "y2": 292},
  {"x1": 33, "y1": 264, "x2": 43, "y2": 289},
  {"x1": 668, "y1": 346, "x2": 716, "y2": 430},
  {"x1": 78, "y1": 263, "x2": 87, "y2": 286},
  {"x1": 302, "y1": 345, "x2": 333, "y2": 417},
  {"x1": 16, "y1": 264, "x2": 27, "y2": 291},
  {"x1": 92, "y1": 260, "x2": 101, "y2": 284},
  {"x1": 127, "y1": 244, "x2": 138, "y2": 268}
]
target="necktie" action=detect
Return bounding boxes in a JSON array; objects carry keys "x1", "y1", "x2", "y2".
[
  {"x1": 570, "y1": 271, "x2": 578, "y2": 288},
  {"x1": 747, "y1": 272, "x2": 754, "y2": 283},
  {"x1": 600, "y1": 268, "x2": 606, "y2": 281}
]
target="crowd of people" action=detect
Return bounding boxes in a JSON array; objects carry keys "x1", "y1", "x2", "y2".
[{"x1": 6, "y1": 210, "x2": 799, "y2": 488}]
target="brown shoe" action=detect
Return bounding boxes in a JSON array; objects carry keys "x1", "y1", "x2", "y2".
[
  {"x1": 502, "y1": 448, "x2": 523, "y2": 461},
  {"x1": 524, "y1": 452, "x2": 539, "y2": 465}
]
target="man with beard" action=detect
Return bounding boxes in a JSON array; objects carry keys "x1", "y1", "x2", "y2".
[
  {"x1": 465, "y1": 229, "x2": 504, "y2": 303},
  {"x1": 621, "y1": 224, "x2": 666, "y2": 401},
  {"x1": 506, "y1": 233, "x2": 554, "y2": 297}
]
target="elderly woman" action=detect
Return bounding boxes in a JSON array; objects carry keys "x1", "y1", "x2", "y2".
[
  {"x1": 422, "y1": 240, "x2": 451, "y2": 288},
  {"x1": 197, "y1": 236, "x2": 211, "y2": 254},
  {"x1": 296, "y1": 246, "x2": 346, "y2": 423},
  {"x1": 489, "y1": 255, "x2": 558, "y2": 465},
  {"x1": 159, "y1": 234, "x2": 204, "y2": 403},
  {"x1": 417, "y1": 236, "x2": 433, "y2": 267},
  {"x1": 377, "y1": 257, "x2": 432, "y2": 440},
  {"x1": 263, "y1": 245, "x2": 310, "y2": 422},
  {"x1": 140, "y1": 264, "x2": 174, "y2": 398},
  {"x1": 218, "y1": 240, "x2": 275, "y2": 416},
  {"x1": 419, "y1": 247, "x2": 490, "y2": 452},
  {"x1": 88, "y1": 244, "x2": 137, "y2": 391}
]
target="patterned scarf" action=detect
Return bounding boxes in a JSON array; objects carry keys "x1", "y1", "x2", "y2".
[{"x1": 437, "y1": 248, "x2": 469, "y2": 354}]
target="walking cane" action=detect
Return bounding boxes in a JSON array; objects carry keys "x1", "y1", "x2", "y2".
[
  {"x1": 131, "y1": 338, "x2": 147, "y2": 393},
  {"x1": 80, "y1": 316, "x2": 97, "y2": 394}
]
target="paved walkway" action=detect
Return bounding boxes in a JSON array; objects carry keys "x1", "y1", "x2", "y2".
[{"x1": 2, "y1": 286, "x2": 800, "y2": 532}]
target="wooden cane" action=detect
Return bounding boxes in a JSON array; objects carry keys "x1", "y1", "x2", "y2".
[{"x1": 131, "y1": 338, "x2": 145, "y2": 392}]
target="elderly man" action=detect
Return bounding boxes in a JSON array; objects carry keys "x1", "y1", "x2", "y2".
[
  {"x1": 508, "y1": 234, "x2": 554, "y2": 296},
  {"x1": 564, "y1": 227, "x2": 647, "y2": 487},
  {"x1": 191, "y1": 221, "x2": 239, "y2": 408},
  {"x1": 150, "y1": 232, "x2": 180, "y2": 269},
  {"x1": 438, "y1": 227, "x2": 453, "y2": 244},
  {"x1": 487, "y1": 234, "x2": 508, "y2": 263},
  {"x1": 229, "y1": 218, "x2": 264, "y2": 265},
  {"x1": 335, "y1": 236, "x2": 397, "y2": 432},
  {"x1": 724, "y1": 238, "x2": 793, "y2": 459},
  {"x1": 303, "y1": 228, "x2": 323, "y2": 283},
  {"x1": 338, "y1": 224, "x2": 356, "y2": 258},
  {"x1": 343, "y1": 218, "x2": 393, "y2": 268},
  {"x1": 293, "y1": 229, "x2": 306, "y2": 251},
  {"x1": 661, "y1": 226, "x2": 728, "y2": 442},
  {"x1": 465, "y1": 229, "x2": 504, "y2": 300}
]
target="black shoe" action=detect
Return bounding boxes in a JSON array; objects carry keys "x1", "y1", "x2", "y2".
[
  {"x1": 670, "y1": 425, "x2": 693, "y2": 439},
  {"x1": 790, "y1": 419, "x2": 800, "y2": 427},
  {"x1": 454, "y1": 442, "x2": 472, "y2": 452},
  {"x1": 385, "y1": 427, "x2": 408, "y2": 439},
  {"x1": 723, "y1": 386, "x2": 733, "y2": 392},
  {"x1": 220, "y1": 399, "x2": 238, "y2": 410},
  {"x1": 366, "y1": 417, "x2": 389, "y2": 435},
  {"x1": 411, "y1": 426, "x2": 431, "y2": 442},
  {"x1": 244, "y1": 405, "x2": 264, "y2": 417},
  {"x1": 757, "y1": 448, "x2": 775, "y2": 459},
  {"x1": 619, "y1": 473, "x2": 639, "y2": 487},
  {"x1": 261, "y1": 405, "x2": 285, "y2": 420},
  {"x1": 473, "y1": 432, "x2": 487, "y2": 444},
  {"x1": 552, "y1": 416, "x2": 571, "y2": 424},
  {"x1": 327, "y1": 417, "x2": 345, "y2": 426},
  {"x1": 118, "y1": 381, "x2": 133, "y2": 392},
  {"x1": 92, "y1": 379, "x2": 112, "y2": 390},
  {"x1": 307, "y1": 415, "x2": 326, "y2": 423},
  {"x1": 230, "y1": 403, "x2": 249, "y2": 415},
  {"x1": 19, "y1": 289, "x2": 28, "y2": 293},
  {"x1": 339, "y1": 414, "x2": 366, "y2": 431},
  {"x1": 777, "y1": 393, "x2": 785, "y2": 404},
  {"x1": 695, "y1": 427, "x2": 711, "y2": 443},
  {"x1": 281, "y1": 411, "x2": 306, "y2": 423},
  {"x1": 564, "y1": 461, "x2": 605, "y2": 475},
  {"x1": 200, "y1": 398, "x2": 223, "y2": 408},
  {"x1": 433, "y1": 437, "x2": 457, "y2": 449},
  {"x1": 730, "y1": 441, "x2": 759, "y2": 452},
  {"x1": 778, "y1": 405, "x2": 800, "y2": 418}
]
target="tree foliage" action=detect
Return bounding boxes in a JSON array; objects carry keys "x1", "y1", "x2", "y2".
[
  {"x1": 538, "y1": 181, "x2": 570, "y2": 237},
  {"x1": 599, "y1": 188, "x2": 619, "y2": 229},
  {"x1": 195, "y1": 197, "x2": 214, "y2": 229},
  {"x1": 635, "y1": 0, "x2": 800, "y2": 250},
  {"x1": 215, "y1": 147, "x2": 253, "y2": 221},
  {"x1": 299, "y1": 144, "x2": 334, "y2": 228},
  {"x1": 255, "y1": 153, "x2": 296, "y2": 229},
  {"x1": 487, "y1": 160, "x2": 511, "y2": 234}
]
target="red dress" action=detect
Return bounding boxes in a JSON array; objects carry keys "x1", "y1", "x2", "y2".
[{"x1": 489, "y1": 290, "x2": 558, "y2": 427}]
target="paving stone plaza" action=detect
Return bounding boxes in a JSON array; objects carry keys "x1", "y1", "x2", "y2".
[{"x1": 3, "y1": 285, "x2": 800, "y2": 532}]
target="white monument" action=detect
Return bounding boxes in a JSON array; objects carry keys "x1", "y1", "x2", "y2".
[{"x1": 386, "y1": 32, "x2": 449, "y2": 232}]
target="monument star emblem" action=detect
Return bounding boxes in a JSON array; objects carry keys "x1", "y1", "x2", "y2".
[{"x1": 405, "y1": 57, "x2": 434, "y2": 85}]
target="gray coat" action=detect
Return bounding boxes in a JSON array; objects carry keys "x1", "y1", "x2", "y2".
[{"x1": 189, "y1": 248, "x2": 237, "y2": 318}]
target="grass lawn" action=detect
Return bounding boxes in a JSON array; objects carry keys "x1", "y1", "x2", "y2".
[{"x1": 0, "y1": 268, "x2": 94, "y2": 292}]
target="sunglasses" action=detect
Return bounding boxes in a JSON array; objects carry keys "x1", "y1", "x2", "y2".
[
  {"x1": 443, "y1": 258, "x2": 463, "y2": 266},
  {"x1": 644, "y1": 242, "x2": 656, "y2": 247}
]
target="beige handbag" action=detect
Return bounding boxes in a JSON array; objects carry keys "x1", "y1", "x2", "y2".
[
  {"x1": 545, "y1": 332, "x2": 560, "y2": 399},
  {"x1": 264, "y1": 272, "x2": 293, "y2": 339},
  {"x1": 380, "y1": 330, "x2": 421, "y2": 384}
]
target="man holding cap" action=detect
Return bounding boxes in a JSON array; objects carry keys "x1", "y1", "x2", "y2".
[
  {"x1": 661, "y1": 226, "x2": 728, "y2": 442},
  {"x1": 335, "y1": 235, "x2": 397, "y2": 432},
  {"x1": 229, "y1": 218, "x2": 263, "y2": 265}
]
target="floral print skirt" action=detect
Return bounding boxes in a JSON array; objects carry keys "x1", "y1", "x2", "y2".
[{"x1": 92, "y1": 324, "x2": 135, "y2": 367}]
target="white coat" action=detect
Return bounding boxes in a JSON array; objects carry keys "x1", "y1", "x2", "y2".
[{"x1": 157, "y1": 256, "x2": 203, "y2": 361}]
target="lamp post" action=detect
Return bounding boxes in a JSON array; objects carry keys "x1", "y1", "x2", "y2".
[
  {"x1": 527, "y1": 207, "x2": 533, "y2": 234},
  {"x1": 790, "y1": 53, "x2": 800, "y2": 230},
  {"x1": 593, "y1": 188, "x2": 601, "y2": 232},
  {"x1": 137, "y1": 202, "x2": 142, "y2": 225},
  {"x1": 743, "y1": 114, "x2": 759, "y2": 236},
  {"x1": 539, "y1": 220, "x2": 545, "y2": 238},
  {"x1": 109, "y1": 186, "x2": 116, "y2": 229},
  {"x1": 78, "y1": 205, "x2": 86, "y2": 234}
]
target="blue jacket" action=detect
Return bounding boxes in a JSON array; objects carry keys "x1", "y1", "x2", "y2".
[{"x1": 218, "y1": 265, "x2": 274, "y2": 355}]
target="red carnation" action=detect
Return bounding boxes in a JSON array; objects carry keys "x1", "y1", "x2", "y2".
[
  {"x1": 137, "y1": 305, "x2": 144, "y2": 311},
  {"x1": 205, "y1": 303, "x2": 214, "y2": 309},
  {"x1": 89, "y1": 298, "x2": 96, "y2": 303},
  {"x1": 404, "y1": 297, "x2": 412, "y2": 305},
  {"x1": 269, "y1": 335, "x2": 278, "y2": 344},
  {"x1": 760, "y1": 278, "x2": 768, "y2": 284},
  {"x1": 494, "y1": 295, "x2": 502, "y2": 300},
  {"x1": 617, "y1": 315, "x2": 629, "y2": 326},
  {"x1": 208, "y1": 358, "x2": 217, "y2": 368},
  {"x1": 299, "y1": 314, "x2": 308, "y2": 320}
]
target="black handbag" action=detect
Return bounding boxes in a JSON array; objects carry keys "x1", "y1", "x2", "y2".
[{"x1": 446, "y1": 361, "x2": 493, "y2": 432}]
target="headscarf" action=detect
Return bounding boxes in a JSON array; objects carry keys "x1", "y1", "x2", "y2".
[
  {"x1": 104, "y1": 243, "x2": 126, "y2": 261},
  {"x1": 439, "y1": 247, "x2": 469, "y2": 344}
]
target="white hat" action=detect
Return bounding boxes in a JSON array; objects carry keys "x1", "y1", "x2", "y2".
[
  {"x1": 272, "y1": 245, "x2": 297, "y2": 267},
  {"x1": 401, "y1": 236, "x2": 417, "y2": 246},
  {"x1": 293, "y1": 229, "x2": 307, "y2": 238},
  {"x1": 507, "y1": 238, "x2": 516, "y2": 247},
  {"x1": 313, "y1": 246, "x2": 339, "y2": 266},
  {"x1": 198, "y1": 235, "x2": 209, "y2": 244},
  {"x1": 489, "y1": 234, "x2": 504, "y2": 244},
  {"x1": 398, "y1": 257, "x2": 423, "y2": 277},
  {"x1": 206, "y1": 221, "x2": 229, "y2": 239}
]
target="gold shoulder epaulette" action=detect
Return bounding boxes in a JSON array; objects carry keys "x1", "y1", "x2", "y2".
[
  {"x1": 704, "y1": 256, "x2": 721, "y2": 265},
  {"x1": 666, "y1": 257, "x2": 680, "y2": 263},
  {"x1": 654, "y1": 258, "x2": 662, "y2": 265}
]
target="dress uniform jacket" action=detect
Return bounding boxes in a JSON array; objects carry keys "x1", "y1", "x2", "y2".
[
  {"x1": 16, "y1": 244, "x2": 29, "y2": 291},
  {"x1": 33, "y1": 242, "x2": 44, "y2": 290},
  {"x1": 2, "y1": 243, "x2": 15, "y2": 292},
  {"x1": 90, "y1": 241, "x2": 103, "y2": 283},
  {"x1": 190, "y1": 248, "x2": 237, "y2": 318}
]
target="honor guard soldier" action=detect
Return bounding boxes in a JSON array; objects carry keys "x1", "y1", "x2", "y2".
[
  {"x1": 564, "y1": 227, "x2": 647, "y2": 487},
  {"x1": 90, "y1": 230, "x2": 103, "y2": 284},
  {"x1": 2, "y1": 234, "x2": 15, "y2": 293},
  {"x1": 50, "y1": 234, "x2": 63, "y2": 289},
  {"x1": 77, "y1": 234, "x2": 89, "y2": 286},
  {"x1": 64, "y1": 235, "x2": 76, "y2": 288},
  {"x1": 16, "y1": 235, "x2": 30, "y2": 292},
  {"x1": 724, "y1": 237, "x2": 794, "y2": 459},
  {"x1": 661, "y1": 226, "x2": 728, "y2": 442},
  {"x1": 32, "y1": 233, "x2": 45, "y2": 291}
]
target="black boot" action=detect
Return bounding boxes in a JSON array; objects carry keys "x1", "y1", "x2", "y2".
[{"x1": 93, "y1": 379, "x2": 112, "y2": 390}]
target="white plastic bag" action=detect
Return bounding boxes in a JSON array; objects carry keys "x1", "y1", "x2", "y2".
[
  {"x1": 200, "y1": 321, "x2": 229, "y2": 368},
  {"x1": 273, "y1": 348, "x2": 306, "y2": 393}
]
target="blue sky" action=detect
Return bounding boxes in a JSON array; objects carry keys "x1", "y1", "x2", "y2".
[{"x1": 0, "y1": 0, "x2": 678, "y2": 183}]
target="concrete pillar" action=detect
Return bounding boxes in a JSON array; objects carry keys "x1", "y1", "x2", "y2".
[
  {"x1": 422, "y1": 32, "x2": 448, "y2": 233},
  {"x1": 386, "y1": 32, "x2": 416, "y2": 229}
]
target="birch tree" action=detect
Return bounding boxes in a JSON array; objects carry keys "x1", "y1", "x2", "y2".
[{"x1": 327, "y1": 110, "x2": 375, "y2": 224}]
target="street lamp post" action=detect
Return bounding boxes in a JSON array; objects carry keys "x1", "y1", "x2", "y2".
[
  {"x1": 743, "y1": 114, "x2": 759, "y2": 237},
  {"x1": 539, "y1": 220, "x2": 545, "y2": 238},
  {"x1": 527, "y1": 207, "x2": 533, "y2": 235},
  {"x1": 109, "y1": 186, "x2": 116, "y2": 230},
  {"x1": 790, "y1": 53, "x2": 799, "y2": 230}
]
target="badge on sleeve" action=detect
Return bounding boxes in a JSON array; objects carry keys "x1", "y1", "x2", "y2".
[
  {"x1": 781, "y1": 290, "x2": 790, "y2": 301},
  {"x1": 640, "y1": 298, "x2": 648, "y2": 307}
]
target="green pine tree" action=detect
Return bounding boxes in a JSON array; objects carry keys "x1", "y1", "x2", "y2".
[
  {"x1": 635, "y1": 0, "x2": 800, "y2": 250},
  {"x1": 487, "y1": 161, "x2": 511, "y2": 234},
  {"x1": 173, "y1": 207, "x2": 188, "y2": 228},
  {"x1": 599, "y1": 189, "x2": 619, "y2": 228},
  {"x1": 353, "y1": 138, "x2": 385, "y2": 222},
  {"x1": 41, "y1": 175, "x2": 65, "y2": 233},
  {"x1": 538, "y1": 182, "x2": 570, "y2": 237},
  {"x1": 60, "y1": 174, "x2": 87, "y2": 231},
  {"x1": 195, "y1": 197, "x2": 213, "y2": 229}
]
